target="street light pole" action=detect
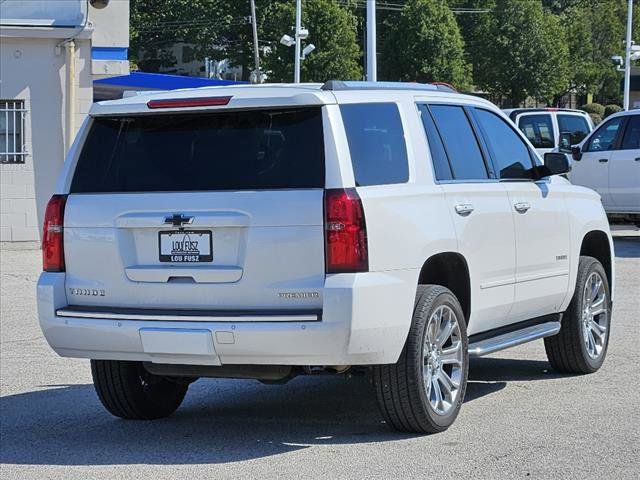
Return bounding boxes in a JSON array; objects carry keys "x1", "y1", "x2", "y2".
[
  {"x1": 366, "y1": 0, "x2": 377, "y2": 81},
  {"x1": 294, "y1": 0, "x2": 302, "y2": 83},
  {"x1": 250, "y1": 0, "x2": 261, "y2": 83},
  {"x1": 624, "y1": 0, "x2": 633, "y2": 110}
]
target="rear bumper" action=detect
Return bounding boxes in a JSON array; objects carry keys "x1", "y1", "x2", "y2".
[{"x1": 37, "y1": 270, "x2": 417, "y2": 366}]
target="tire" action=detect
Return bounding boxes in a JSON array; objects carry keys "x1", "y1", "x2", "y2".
[
  {"x1": 91, "y1": 360, "x2": 188, "y2": 419},
  {"x1": 544, "y1": 256, "x2": 611, "y2": 374},
  {"x1": 373, "y1": 285, "x2": 469, "y2": 434}
]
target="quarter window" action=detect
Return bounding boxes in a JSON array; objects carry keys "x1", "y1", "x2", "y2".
[
  {"x1": 474, "y1": 109, "x2": 534, "y2": 180},
  {"x1": 429, "y1": 105, "x2": 488, "y2": 180},
  {"x1": 517, "y1": 114, "x2": 554, "y2": 149},
  {"x1": 0, "y1": 100, "x2": 27, "y2": 164},
  {"x1": 340, "y1": 103, "x2": 409, "y2": 186},
  {"x1": 621, "y1": 115, "x2": 640, "y2": 150},
  {"x1": 585, "y1": 117, "x2": 623, "y2": 152}
]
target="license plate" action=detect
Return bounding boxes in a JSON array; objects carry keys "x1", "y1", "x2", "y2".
[{"x1": 158, "y1": 230, "x2": 213, "y2": 263}]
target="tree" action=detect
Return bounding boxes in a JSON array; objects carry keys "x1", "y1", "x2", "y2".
[
  {"x1": 259, "y1": 0, "x2": 362, "y2": 83},
  {"x1": 561, "y1": 0, "x2": 626, "y2": 103},
  {"x1": 381, "y1": 0, "x2": 471, "y2": 89},
  {"x1": 474, "y1": 0, "x2": 570, "y2": 106},
  {"x1": 130, "y1": 0, "x2": 240, "y2": 72}
]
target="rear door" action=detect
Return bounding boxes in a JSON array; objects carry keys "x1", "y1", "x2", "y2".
[
  {"x1": 608, "y1": 114, "x2": 640, "y2": 212},
  {"x1": 63, "y1": 107, "x2": 326, "y2": 313},
  {"x1": 422, "y1": 103, "x2": 516, "y2": 335}
]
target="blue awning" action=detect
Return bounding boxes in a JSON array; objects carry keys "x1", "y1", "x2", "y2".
[{"x1": 94, "y1": 72, "x2": 246, "y2": 101}]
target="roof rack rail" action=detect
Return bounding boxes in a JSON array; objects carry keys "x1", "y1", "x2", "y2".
[{"x1": 321, "y1": 80, "x2": 455, "y2": 92}]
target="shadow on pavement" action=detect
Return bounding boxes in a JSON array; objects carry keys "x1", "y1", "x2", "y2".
[
  {"x1": 613, "y1": 237, "x2": 640, "y2": 258},
  {"x1": 0, "y1": 356, "x2": 567, "y2": 466}
]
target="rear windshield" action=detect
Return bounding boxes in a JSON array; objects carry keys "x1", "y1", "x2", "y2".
[{"x1": 70, "y1": 107, "x2": 325, "y2": 193}]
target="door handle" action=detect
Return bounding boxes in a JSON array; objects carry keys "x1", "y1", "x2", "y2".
[
  {"x1": 454, "y1": 203, "x2": 474, "y2": 216},
  {"x1": 598, "y1": 158, "x2": 609, "y2": 163},
  {"x1": 635, "y1": 157, "x2": 640, "y2": 162},
  {"x1": 514, "y1": 202, "x2": 531, "y2": 213}
]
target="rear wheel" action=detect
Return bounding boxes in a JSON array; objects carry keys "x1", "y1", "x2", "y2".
[
  {"x1": 544, "y1": 256, "x2": 611, "y2": 374},
  {"x1": 373, "y1": 285, "x2": 468, "y2": 434},
  {"x1": 91, "y1": 360, "x2": 188, "y2": 419}
]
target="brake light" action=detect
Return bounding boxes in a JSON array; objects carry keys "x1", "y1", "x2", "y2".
[
  {"x1": 324, "y1": 188, "x2": 368, "y2": 273},
  {"x1": 42, "y1": 195, "x2": 67, "y2": 272},
  {"x1": 147, "y1": 96, "x2": 232, "y2": 109}
]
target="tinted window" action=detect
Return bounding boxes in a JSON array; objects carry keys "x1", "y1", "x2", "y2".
[
  {"x1": 71, "y1": 108, "x2": 325, "y2": 193},
  {"x1": 475, "y1": 109, "x2": 534, "y2": 179},
  {"x1": 418, "y1": 105, "x2": 452, "y2": 180},
  {"x1": 557, "y1": 114, "x2": 590, "y2": 145},
  {"x1": 621, "y1": 115, "x2": 640, "y2": 150},
  {"x1": 586, "y1": 117, "x2": 623, "y2": 152},
  {"x1": 429, "y1": 105, "x2": 488, "y2": 180},
  {"x1": 340, "y1": 103, "x2": 409, "y2": 186},
  {"x1": 518, "y1": 114, "x2": 554, "y2": 149}
]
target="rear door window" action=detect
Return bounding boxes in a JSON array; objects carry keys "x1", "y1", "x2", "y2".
[
  {"x1": 473, "y1": 108, "x2": 535, "y2": 180},
  {"x1": 557, "y1": 114, "x2": 590, "y2": 145},
  {"x1": 70, "y1": 107, "x2": 325, "y2": 193},
  {"x1": 517, "y1": 114, "x2": 555, "y2": 149},
  {"x1": 340, "y1": 103, "x2": 409, "y2": 186},
  {"x1": 621, "y1": 115, "x2": 640, "y2": 150},
  {"x1": 418, "y1": 104, "x2": 452, "y2": 181},
  {"x1": 429, "y1": 104, "x2": 489, "y2": 180}
]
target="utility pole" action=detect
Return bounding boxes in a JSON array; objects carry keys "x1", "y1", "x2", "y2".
[
  {"x1": 624, "y1": 0, "x2": 633, "y2": 110},
  {"x1": 294, "y1": 0, "x2": 302, "y2": 83},
  {"x1": 250, "y1": 0, "x2": 261, "y2": 83},
  {"x1": 366, "y1": 0, "x2": 377, "y2": 81}
]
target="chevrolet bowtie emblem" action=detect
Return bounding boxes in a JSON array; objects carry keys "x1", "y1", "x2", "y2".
[{"x1": 164, "y1": 214, "x2": 194, "y2": 227}]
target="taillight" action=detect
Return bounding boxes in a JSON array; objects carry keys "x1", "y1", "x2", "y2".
[
  {"x1": 324, "y1": 188, "x2": 368, "y2": 273},
  {"x1": 42, "y1": 194, "x2": 67, "y2": 272}
]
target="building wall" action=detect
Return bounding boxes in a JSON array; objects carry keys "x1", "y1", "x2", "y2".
[{"x1": 1, "y1": 0, "x2": 129, "y2": 245}]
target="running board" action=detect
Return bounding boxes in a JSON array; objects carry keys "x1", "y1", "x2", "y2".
[{"x1": 468, "y1": 321, "x2": 561, "y2": 357}]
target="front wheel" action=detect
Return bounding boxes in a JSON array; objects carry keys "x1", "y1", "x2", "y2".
[
  {"x1": 544, "y1": 256, "x2": 611, "y2": 374},
  {"x1": 373, "y1": 285, "x2": 469, "y2": 434},
  {"x1": 91, "y1": 360, "x2": 188, "y2": 419}
]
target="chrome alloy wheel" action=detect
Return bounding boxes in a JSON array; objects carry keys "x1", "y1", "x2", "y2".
[
  {"x1": 423, "y1": 305, "x2": 464, "y2": 416},
  {"x1": 581, "y1": 271, "x2": 609, "y2": 359}
]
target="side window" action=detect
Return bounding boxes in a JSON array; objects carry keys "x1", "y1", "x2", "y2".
[
  {"x1": 340, "y1": 103, "x2": 409, "y2": 186},
  {"x1": 474, "y1": 109, "x2": 534, "y2": 180},
  {"x1": 429, "y1": 105, "x2": 488, "y2": 180},
  {"x1": 585, "y1": 117, "x2": 623, "y2": 152},
  {"x1": 621, "y1": 115, "x2": 640, "y2": 150},
  {"x1": 517, "y1": 114, "x2": 554, "y2": 149},
  {"x1": 557, "y1": 114, "x2": 590, "y2": 145},
  {"x1": 418, "y1": 104, "x2": 452, "y2": 181}
]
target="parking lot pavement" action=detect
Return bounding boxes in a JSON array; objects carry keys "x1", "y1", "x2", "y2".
[{"x1": 1, "y1": 232, "x2": 639, "y2": 480}]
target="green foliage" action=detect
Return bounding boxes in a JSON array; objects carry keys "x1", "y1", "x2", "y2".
[
  {"x1": 604, "y1": 104, "x2": 623, "y2": 117},
  {"x1": 260, "y1": 0, "x2": 362, "y2": 83},
  {"x1": 588, "y1": 113, "x2": 603, "y2": 125},
  {"x1": 580, "y1": 103, "x2": 605, "y2": 116},
  {"x1": 381, "y1": 0, "x2": 471, "y2": 89},
  {"x1": 473, "y1": 0, "x2": 570, "y2": 106}
]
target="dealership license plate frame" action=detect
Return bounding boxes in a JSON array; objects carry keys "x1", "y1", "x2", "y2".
[{"x1": 158, "y1": 230, "x2": 213, "y2": 263}]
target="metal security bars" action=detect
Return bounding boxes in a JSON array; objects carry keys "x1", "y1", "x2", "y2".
[{"x1": 0, "y1": 100, "x2": 28, "y2": 164}]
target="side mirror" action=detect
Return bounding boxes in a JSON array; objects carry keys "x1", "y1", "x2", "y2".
[
  {"x1": 571, "y1": 145, "x2": 582, "y2": 161},
  {"x1": 541, "y1": 152, "x2": 571, "y2": 177},
  {"x1": 559, "y1": 132, "x2": 572, "y2": 152}
]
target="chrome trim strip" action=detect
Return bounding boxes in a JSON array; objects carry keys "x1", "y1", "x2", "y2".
[
  {"x1": 468, "y1": 321, "x2": 561, "y2": 357},
  {"x1": 56, "y1": 309, "x2": 318, "y2": 323}
]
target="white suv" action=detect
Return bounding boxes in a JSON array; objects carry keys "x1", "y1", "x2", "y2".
[
  {"x1": 568, "y1": 109, "x2": 640, "y2": 225},
  {"x1": 37, "y1": 81, "x2": 614, "y2": 434}
]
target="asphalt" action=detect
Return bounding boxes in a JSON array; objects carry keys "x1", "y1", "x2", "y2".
[{"x1": 1, "y1": 231, "x2": 639, "y2": 479}]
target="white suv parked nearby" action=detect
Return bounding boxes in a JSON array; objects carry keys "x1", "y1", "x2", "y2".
[
  {"x1": 568, "y1": 109, "x2": 640, "y2": 225},
  {"x1": 38, "y1": 81, "x2": 615, "y2": 433}
]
